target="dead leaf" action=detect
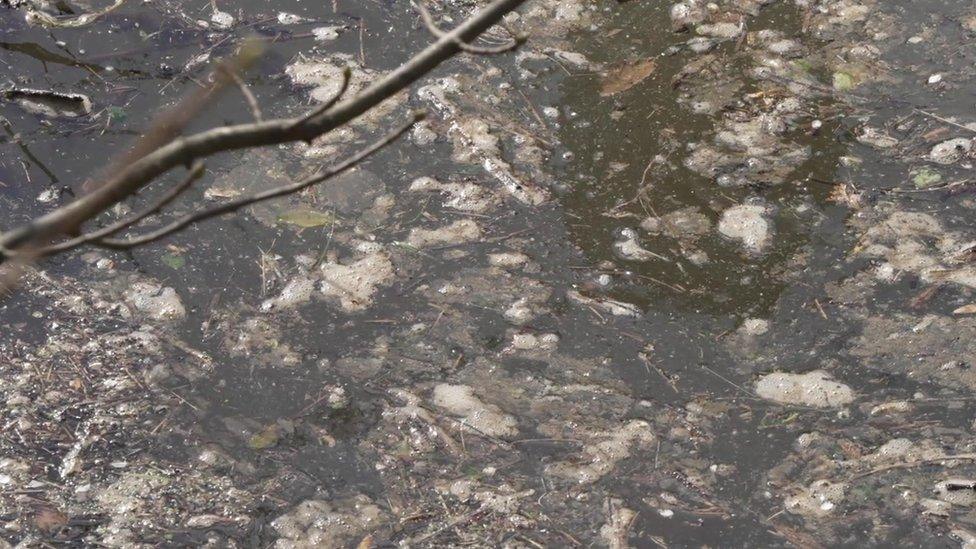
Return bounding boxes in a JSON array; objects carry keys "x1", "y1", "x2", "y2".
[
  {"x1": 204, "y1": 185, "x2": 242, "y2": 200},
  {"x1": 34, "y1": 507, "x2": 68, "y2": 532},
  {"x1": 357, "y1": 534, "x2": 374, "y2": 549},
  {"x1": 600, "y1": 58, "x2": 657, "y2": 96},
  {"x1": 910, "y1": 284, "x2": 942, "y2": 310},
  {"x1": 922, "y1": 126, "x2": 950, "y2": 142},
  {"x1": 953, "y1": 304, "x2": 976, "y2": 315},
  {"x1": 672, "y1": 54, "x2": 716, "y2": 89},
  {"x1": 827, "y1": 183, "x2": 863, "y2": 209}
]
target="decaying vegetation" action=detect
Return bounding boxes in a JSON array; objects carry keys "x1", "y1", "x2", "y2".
[{"x1": 1, "y1": 0, "x2": 975, "y2": 547}]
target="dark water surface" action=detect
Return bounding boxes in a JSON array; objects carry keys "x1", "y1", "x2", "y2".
[{"x1": 3, "y1": 0, "x2": 976, "y2": 546}]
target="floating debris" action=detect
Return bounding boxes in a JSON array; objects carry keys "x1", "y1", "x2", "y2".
[
  {"x1": 271, "y1": 497, "x2": 386, "y2": 547},
  {"x1": 123, "y1": 280, "x2": 186, "y2": 321},
  {"x1": 613, "y1": 228, "x2": 667, "y2": 262},
  {"x1": 934, "y1": 479, "x2": 976, "y2": 507},
  {"x1": 210, "y1": 9, "x2": 235, "y2": 29},
  {"x1": 717, "y1": 203, "x2": 773, "y2": 254},
  {"x1": 276, "y1": 11, "x2": 304, "y2": 25},
  {"x1": 2, "y1": 88, "x2": 91, "y2": 117},
  {"x1": 431, "y1": 384, "x2": 518, "y2": 439},
  {"x1": 547, "y1": 420, "x2": 655, "y2": 483},
  {"x1": 785, "y1": 480, "x2": 846, "y2": 518},
  {"x1": 600, "y1": 58, "x2": 657, "y2": 96},
  {"x1": 755, "y1": 370, "x2": 855, "y2": 408},
  {"x1": 929, "y1": 137, "x2": 973, "y2": 165},
  {"x1": 277, "y1": 208, "x2": 336, "y2": 228},
  {"x1": 406, "y1": 219, "x2": 482, "y2": 248},
  {"x1": 319, "y1": 244, "x2": 395, "y2": 312}
]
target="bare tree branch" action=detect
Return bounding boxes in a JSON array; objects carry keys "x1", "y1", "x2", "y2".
[
  {"x1": 223, "y1": 68, "x2": 263, "y2": 122},
  {"x1": 413, "y1": 0, "x2": 526, "y2": 55},
  {"x1": 82, "y1": 40, "x2": 265, "y2": 195},
  {"x1": 24, "y1": 162, "x2": 207, "y2": 257},
  {"x1": 0, "y1": 0, "x2": 528, "y2": 262},
  {"x1": 288, "y1": 67, "x2": 352, "y2": 130},
  {"x1": 98, "y1": 114, "x2": 420, "y2": 249}
]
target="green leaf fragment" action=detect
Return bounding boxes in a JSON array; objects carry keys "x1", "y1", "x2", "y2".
[
  {"x1": 248, "y1": 425, "x2": 279, "y2": 450},
  {"x1": 832, "y1": 72, "x2": 855, "y2": 91},
  {"x1": 792, "y1": 58, "x2": 814, "y2": 74},
  {"x1": 277, "y1": 208, "x2": 336, "y2": 228},
  {"x1": 161, "y1": 253, "x2": 185, "y2": 270},
  {"x1": 107, "y1": 106, "x2": 127, "y2": 122},
  {"x1": 912, "y1": 168, "x2": 943, "y2": 189}
]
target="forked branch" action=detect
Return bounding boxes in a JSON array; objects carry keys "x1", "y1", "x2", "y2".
[
  {"x1": 98, "y1": 114, "x2": 421, "y2": 250},
  {"x1": 413, "y1": 0, "x2": 526, "y2": 55},
  {"x1": 289, "y1": 67, "x2": 352, "y2": 130},
  {"x1": 0, "y1": 0, "x2": 528, "y2": 264},
  {"x1": 32, "y1": 162, "x2": 207, "y2": 256}
]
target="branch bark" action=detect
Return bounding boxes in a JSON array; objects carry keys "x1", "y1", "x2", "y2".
[
  {"x1": 22, "y1": 162, "x2": 206, "y2": 257},
  {"x1": 98, "y1": 115, "x2": 420, "y2": 249},
  {"x1": 414, "y1": 1, "x2": 526, "y2": 54},
  {"x1": 0, "y1": 0, "x2": 527, "y2": 260}
]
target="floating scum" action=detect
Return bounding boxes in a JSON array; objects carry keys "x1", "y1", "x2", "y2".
[
  {"x1": 0, "y1": 0, "x2": 976, "y2": 546},
  {"x1": 0, "y1": 0, "x2": 531, "y2": 270}
]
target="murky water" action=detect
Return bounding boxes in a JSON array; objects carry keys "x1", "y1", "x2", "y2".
[
  {"x1": 555, "y1": 2, "x2": 851, "y2": 317},
  {"x1": 3, "y1": 0, "x2": 976, "y2": 546}
]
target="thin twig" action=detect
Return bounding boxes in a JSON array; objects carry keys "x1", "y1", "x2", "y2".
[
  {"x1": 914, "y1": 108, "x2": 976, "y2": 134},
  {"x1": 814, "y1": 298, "x2": 828, "y2": 320},
  {"x1": 223, "y1": 68, "x2": 263, "y2": 122},
  {"x1": 288, "y1": 67, "x2": 351, "y2": 130},
  {"x1": 97, "y1": 115, "x2": 421, "y2": 249},
  {"x1": 413, "y1": 0, "x2": 526, "y2": 55},
  {"x1": 409, "y1": 507, "x2": 488, "y2": 545},
  {"x1": 28, "y1": 162, "x2": 206, "y2": 256},
  {"x1": 700, "y1": 364, "x2": 754, "y2": 396},
  {"x1": 0, "y1": 116, "x2": 60, "y2": 183},
  {"x1": 358, "y1": 18, "x2": 366, "y2": 64},
  {"x1": 850, "y1": 453, "x2": 976, "y2": 480},
  {"x1": 0, "y1": 0, "x2": 528, "y2": 260},
  {"x1": 516, "y1": 88, "x2": 547, "y2": 129},
  {"x1": 26, "y1": 0, "x2": 128, "y2": 28},
  {"x1": 641, "y1": 352, "x2": 679, "y2": 393},
  {"x1": 83, "y1": 39, "x2": 265, "y2": 195},
  {"x1": 888, "y1": 178, "x2": 973, "y2": 194}
]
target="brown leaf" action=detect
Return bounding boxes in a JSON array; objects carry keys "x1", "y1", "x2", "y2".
[
  {"x1": 672, "y1": 54, "x2": 716, "y2": 89},
  {"x1": 953, "y1": 304, "x2": 976, "y2": 315},
  {"x1": 922, "y1": 126, "x2": 950, "y2": 142},
  {"x1": 34, "y1": 507, "x2": 68, "y2": 533},
  {"x1": 600, "y1": 58, "x2": 657, "y2": 96},
  {"x1": 277, "y1": 208, "x2": 337, "y2": 228},
  {"x1": 826, "y1": 183, "x2": 863, "y2": 209},
  {"x1": 910, "y1": 284, "x2": 942, "y2": 310}
]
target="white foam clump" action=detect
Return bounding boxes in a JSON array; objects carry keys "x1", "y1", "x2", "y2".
[{"x1": 755, "y1": 370, "x2": 854, "y2": 408}]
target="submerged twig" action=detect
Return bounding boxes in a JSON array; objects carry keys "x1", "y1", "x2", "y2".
[
  {"x1": 223, "y1": 68, "x2": 263, "y2": 122},
  {"x1": 851, "y1": 453, "x2": 976, "y2": 480},
  {"x1": 408, "y1": 506, "x2": 488, "y2": 545},
  {"x1": 914, "y1": 108, "x2": 976, "y2": 135},
  {"x1": 25, "y1": 0, "x2": 129, "y2": 28}
]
